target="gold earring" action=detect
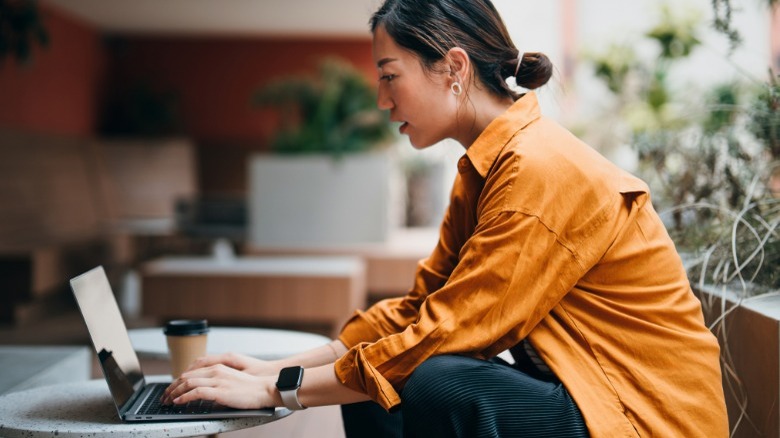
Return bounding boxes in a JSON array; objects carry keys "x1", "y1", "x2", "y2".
[{"x1": 451, "y1": 82, "x2": 462, "y2": 96}]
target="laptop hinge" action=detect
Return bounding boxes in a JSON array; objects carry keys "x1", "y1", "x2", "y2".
[{"x1": 119, "y1": 377, "x2": 150, "y2": 418}]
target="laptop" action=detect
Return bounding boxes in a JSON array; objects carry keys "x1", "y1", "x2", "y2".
[{"x1": 70, "y1": 265, "x2": 275, "y2": 421}]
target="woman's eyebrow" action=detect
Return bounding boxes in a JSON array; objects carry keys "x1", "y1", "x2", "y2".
[{"x1": 377, "y1": 58, "x2": 397, "y2": 68}]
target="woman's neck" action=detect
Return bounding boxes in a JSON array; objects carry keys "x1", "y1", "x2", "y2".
[{"x1": 456, "y1": 92, "x2": 516, "y2": 149}]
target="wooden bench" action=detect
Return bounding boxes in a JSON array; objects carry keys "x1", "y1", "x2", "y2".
[{"x1": 140, "y1": 255, "x2": 367, "y2": 337}]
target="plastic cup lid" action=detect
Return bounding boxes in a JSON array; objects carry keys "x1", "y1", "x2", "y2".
[{"x1": 164, "y1": 319, "x2": 210, "y2": 336}]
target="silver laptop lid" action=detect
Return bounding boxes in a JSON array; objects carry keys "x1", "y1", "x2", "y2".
[{"x1": 70, "y1": 266, "x2": 145, "y2": 413}]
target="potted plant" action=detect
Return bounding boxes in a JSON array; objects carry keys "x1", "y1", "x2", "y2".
[
  {"x1": 247, "y1": 57, "x2": 400, "y2": 247},
  {"x1": 252, "y1": 57, "x2": 393, "y2": 157}
]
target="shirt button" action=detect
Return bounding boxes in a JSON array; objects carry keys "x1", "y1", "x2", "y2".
[{"x1": 458, "y1": 157, "x2": 470, "y2": 172}]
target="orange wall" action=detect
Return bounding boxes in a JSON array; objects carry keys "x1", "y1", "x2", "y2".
[
  {"x1": 0, "y1": 4, "x2": 105, "y2": 137},
  {"x1": 105, "y1": 36, "x2": 374, "y2": 143},
  {"x1": 0, "y1": 5, "x2": 374, "y2": 141}
]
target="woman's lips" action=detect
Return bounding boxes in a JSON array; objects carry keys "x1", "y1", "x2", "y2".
[{"x1": 399, "y1": 122, "x2": 409, "y2": 134}]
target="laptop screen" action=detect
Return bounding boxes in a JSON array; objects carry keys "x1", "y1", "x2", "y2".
[{"x1": 70, "y1": 266, "x2": 145, "y2": 410}]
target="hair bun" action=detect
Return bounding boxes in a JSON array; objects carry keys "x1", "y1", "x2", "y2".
[{"x1": 514, "y1": 52, "x2": 553, "y2": 90}]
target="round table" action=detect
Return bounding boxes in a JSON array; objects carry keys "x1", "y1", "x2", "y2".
[
  {"x1": 128, "y1": 326, "x2": 331, "y2": 360},
  {"x1": 0, "y1": 376, "x2": 291, "y2": 438}
]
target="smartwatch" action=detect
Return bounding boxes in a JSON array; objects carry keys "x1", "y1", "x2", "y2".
[{"x1": 276, "y1": 366, "x2": 307, "y2": 410}]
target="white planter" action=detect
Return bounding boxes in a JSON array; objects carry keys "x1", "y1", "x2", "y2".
[{"x1": 248, "y1": 149, "x2": 403, "y2": 248}]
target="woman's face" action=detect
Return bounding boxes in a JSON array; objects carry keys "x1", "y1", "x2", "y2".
[{"x1": 372, "y1": 25, "x2": 459, "y2": 149}]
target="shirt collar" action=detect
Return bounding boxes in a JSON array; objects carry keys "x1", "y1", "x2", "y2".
[{"x1": 464, "y1": 91, "x2": 542, "y2": 178}]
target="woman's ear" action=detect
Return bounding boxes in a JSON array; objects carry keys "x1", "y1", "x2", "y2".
[{"x1": 446, "y1": 47, "x2": 470, "y2": 85}]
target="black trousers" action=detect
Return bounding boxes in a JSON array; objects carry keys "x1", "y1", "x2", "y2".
[{"x1": 341, "y1": 355, "x2": 589, "y2": 438}]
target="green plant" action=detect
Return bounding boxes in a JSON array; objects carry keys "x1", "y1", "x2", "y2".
[
  {"x1": 253, "y1": 57, "x2": 393, "y2": 156},
  {"x1": 587, "y1": 4, "x2": 780, "y2": 208},
  {"x1": 666, "y1": 196, "x2": 780, "y2": 295},
  {"x1": 0, "y1": 0, "x2": 48, "y2": 64},
  {"x1": 711, "y1": 0, "x2": 779, "y2": 51},
  {"x1": 747, "y1": 72, "x2": 780, "y2": 159},
  {"x1": 588, "y1": 44, "x2": 637, "y2": 95}
]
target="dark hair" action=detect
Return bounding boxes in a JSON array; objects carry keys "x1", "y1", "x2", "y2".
[{"x1": 370, "y1": 0, "x2": 553, "y2": 99}]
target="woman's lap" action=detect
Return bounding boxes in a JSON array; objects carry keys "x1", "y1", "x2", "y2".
[{"x1": 341, "y1": 354, "x2": 588, "y2": 438}]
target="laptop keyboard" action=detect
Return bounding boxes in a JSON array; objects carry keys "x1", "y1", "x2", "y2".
[{"x1": 139, "y1": 383, "x2": 219, "y2": 415}]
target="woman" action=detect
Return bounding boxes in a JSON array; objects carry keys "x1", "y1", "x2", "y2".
[{"x1": 163, "y1": 0, "x2": 728, "y2": 436}]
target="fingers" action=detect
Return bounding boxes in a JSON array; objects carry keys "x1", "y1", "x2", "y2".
[
  {"x1": 215, "y1": 352, "x2": 251, "y2": 370},
  {"x1": 162, "y1": 367, "x2": 218, "y2": 404},
  {"x1": 165, "y1": 377, "x2": 217, "y2": 405},
  {"x1": 184, "y1": 354, "x2": 227, "y2": 373},
  {"x1": 160, "y1": 366, "x2": 274, "y2": 410},
  {"x1": 161, "y1": 378, "x2": 190, "y2": 405},
  {"x1": 185, "y1": 352, "x2": 249, "y2": 373},
  {"x1": 162, "y1": 363, "x2": 238, "y2": 404}
]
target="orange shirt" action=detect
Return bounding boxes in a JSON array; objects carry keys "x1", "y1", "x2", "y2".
[{"x1": 335, "y1": 92, "x2": 728, "y2": 437}]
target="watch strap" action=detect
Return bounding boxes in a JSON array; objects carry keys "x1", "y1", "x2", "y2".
[{"x1": 279, "y1": 387, "x2": 307, "y2": 410}]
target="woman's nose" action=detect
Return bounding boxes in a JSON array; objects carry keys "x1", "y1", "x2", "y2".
[{"x1": 376, "y1": 86, "x2": 393, "y2": 111}]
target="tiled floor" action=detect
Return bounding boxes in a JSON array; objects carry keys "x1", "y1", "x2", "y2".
[{"x1": 0, "y1": 307, "x2": 346, "y2": 438}]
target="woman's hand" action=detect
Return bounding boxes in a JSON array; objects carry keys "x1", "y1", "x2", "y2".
[
  {"x1": 161, "y1": 363, "x2": 280, "y2": 409},
  {"x1": 161, "y1": 353, "x2": 281, "y2": 408},
  {"x1": 160, "y1": 341, "x2": 357, "y2": 408},
  {"x1": 185, "y1": 352, "x2": 278, "y2": 377}
]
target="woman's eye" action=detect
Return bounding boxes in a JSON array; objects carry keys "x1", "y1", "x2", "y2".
[{"x1": 380, "y1": 74, "x2": 396, "y2": 82}]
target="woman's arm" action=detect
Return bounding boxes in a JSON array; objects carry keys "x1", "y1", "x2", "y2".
[
  {"x1": 297, "y1": 363, "x2": 371, "y2": 407},
  {"x1": 161, "y1": 346, "x2": 370, "y2": 409},
  {"x1": 270, "y1": 339, "x2": 348, "y2": 371},
  {"x1": 178, "y1": 339, "x2": 348, "y2": 380}
]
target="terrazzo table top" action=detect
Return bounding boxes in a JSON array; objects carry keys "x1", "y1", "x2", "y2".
[{"x1": 0, "y1": 376, "x2": 291, "y2": 438}]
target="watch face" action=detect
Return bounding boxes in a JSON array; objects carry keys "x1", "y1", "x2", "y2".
[{"x1": 276, "y1": 366, "x2": 304, "y2": 391}]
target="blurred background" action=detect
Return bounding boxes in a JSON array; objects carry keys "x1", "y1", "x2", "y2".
[
  {"x1": 0, "y1": 0, "x2": 775, "y2": 337},
  {"x1": 0, "y1": 1, "x2": 778, "y2": 435},
  {"x1": 0, "y1": 0, "x2": 776, "y2": 331}
]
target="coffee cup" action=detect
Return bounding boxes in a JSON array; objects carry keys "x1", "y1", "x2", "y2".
[{"x1": 164, "y1": 319, "x2": 209, "y2": 378}]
